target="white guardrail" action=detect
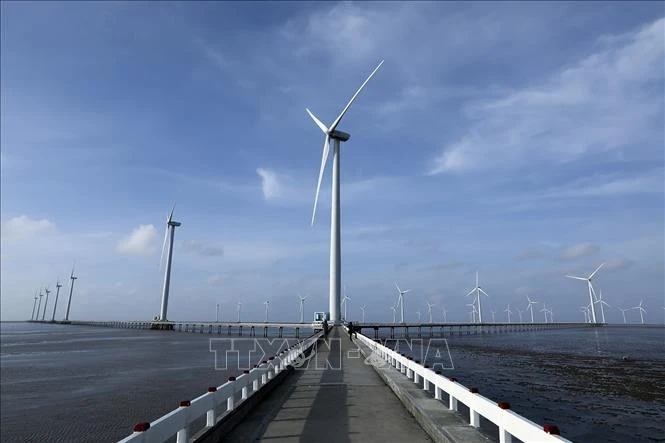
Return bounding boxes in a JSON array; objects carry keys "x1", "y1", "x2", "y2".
[
  {"x1": 354, "y1": 331, "x2": 571, "y2": 443},
  {"x1": 118, "y1": 331, "x2": 323, "y2": 443}
]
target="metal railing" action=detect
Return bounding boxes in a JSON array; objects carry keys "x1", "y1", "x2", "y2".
[
  {"x1": 354, "y1": 331, "x2": 571, "y2": 443},
  {"x1": 117, "y1": 331, "x2": 323, "y2": 443}
]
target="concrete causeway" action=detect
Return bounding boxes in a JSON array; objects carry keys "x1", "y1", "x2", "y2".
[{"x1": 223, "y1": 327, "x2": 487, "y2": 443}]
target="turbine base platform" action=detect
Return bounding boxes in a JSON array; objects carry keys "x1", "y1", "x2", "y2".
[{"x1": 150, "y1": 321, "x2": 174, "y2": 330}]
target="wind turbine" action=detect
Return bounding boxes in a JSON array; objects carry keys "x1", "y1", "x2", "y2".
[
  {"x1": 298, "y1": 295, "x2": 307, "y2": 323},
  {"x1": 426, "y1": 301, "x2": 435, "y2": 323},
  {"x1": 541, "y1": 303, "x2": 549, "y2": 323},
  {"x1": 31, "y1": 292, "x2": 38, "y2": 320},
  {"x1": 64, "y1": 264, "x2": 77, "y2": 321},
  {"x1": 525, "y1": 295, "x2": 537, "y2": 324},
  {"x1": 491, "y1": 310, "x2": 496, "y2": 323},
  {"x1": 505, "y1": 304, "x2": 512, "y2": 323},
  {"x1": 596, "y1": 289, "x2": 611, "y2": 324},
  {"x1": 51, "y1": 279, "x2": 63, "y2": 322},
  {"x1": 634, "y1": 300, "x2": 646, "y2": 324},
  {"x1": 548, "y1": 308, "x2": 554, "y2": 323},
  {"x1": 416, "y1": 310, "x2": 422, "y2": 322},
  {"x1": 216, "y1": 303, "x2": 220, "y2": 322},
  {"x1": 307, "y1": 60, "x2": 384, "y2": 324},
  {"x1": 517, "y1": 308, "x2": 524, "y2": 323},
  {"x1": 342, "y1": 293, "x2": 351, "y2": 321},
  {"x1": 389, "y1": 305, "x2": 397, "y2": 323},
  {"x1": 37, "y1": 289, "x2": 43, "y2": 322},
  {"x1": 264, "y1": 299, "x2": 270, "y2": 323},
  {"x1": 441, "y1": 306, "x2": 448, "y2": 323},
  {"x1": 566, "y1": 263, "x2": 604, "y2": 324},
  {"x1": 618, "y1": 307, "x2": 629, "y2": 324},
  {"x1": 236, "y1": 302, "x2": 242, "y2": 323},
  {"x1": 360, "y1": 305, "x2": 367, "y2": 323},
  {"x1": 41, "y1": 287, "x2": 50, "y2": 321},
  {"x1": 466, "y1": 303, "x2": 477, "y2": 323},
  {"x1": 465, "y1": 271, "x2": 488, "y2": 323},
  {"x1": 158, "y1": 205, "x2": 181, "y2": 322},
  {"x1": 394, "y1": 282, "x2": 411, "y2": 323},
  {"x1": 581, "y1": 306, "x2": 589, "y2": 323}
]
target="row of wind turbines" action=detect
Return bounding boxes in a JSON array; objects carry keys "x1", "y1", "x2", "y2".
[{"x1": 30, "y1": 265, "x2": 78, "y2": 322}]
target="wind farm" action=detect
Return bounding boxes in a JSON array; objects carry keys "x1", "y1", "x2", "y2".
[{"x1": 3, "y1": 4, "x2": 664, "y2": 443}]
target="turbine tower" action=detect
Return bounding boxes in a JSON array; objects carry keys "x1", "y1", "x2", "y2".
[
  {"x1": 618, "y1": 307, "x2": 629, "y2": 324},
  {"x1": 342, "y1": 293, "x2": 351, "y2": 321},
  {"x1": 441, "y1": 306, "x2": 448, "y2": 323},
  {"x1": 31, "y1": 292, "x2": 38, "y2": 321},
  {"x1": 465, "y1": 271, "x2": 488, "y2": 323},
  {"x1": 541, "y1": 304, "x2": 549, "y2": 323},
  {"x1": 51, "y1": 279, "x2": 63, "y2": 322},
  {"x1": 360, "y1": 305, "x2": 367, "y2": 323},
  {"x1": 505, "y1": 304, "x2": 512, "y2": 323},
  {"x1": 525, "y1": 295, "x2": 537, "y2": 323},
  {"x1": 394, "y1": 282, "x2": 411, "y2": 323},
  {"x1": 216, "y1": 303, "x2": 220, "y2": 322},
  {"x1": 426, "y1": 301, "x2": 435, "y2": 323},
  {"x1": 566, "y1": 263, "x2": 604, "y2": 324},
  {"x1": 298, "y1": 295, "x2": 307, "y2": 323},
  {"x1": 158, "y1": 205, "x2": 181, "y2": 322},
  {"x1": 264, "y1": 299, "x2": 270, "y2": 323},
  {"x1": 416, "y1": 310, "x2": 422, "y2": 322},
  {"x1": 41, "y1": 287, "x2": 51, "y2": 321},
  {"x1": 517, "y1": 308, "x2": 524, "y2": 323},
  {"x1": 307, "y1": 60, "x2": 384, "y2": 324},
  {"x1": 237, "y1": 302, "x2": 242, "y2": 323},
  {"x1": 389, "y1": 305, "x2": 397, "y2": 323},
  {"x1": 64, "y1": 265, "x2": 77, "y2": 321}
]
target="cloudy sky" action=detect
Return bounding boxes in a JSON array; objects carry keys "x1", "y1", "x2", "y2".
[{"x1": 1, "y1": 2, "x2": 663, "y2": 324}]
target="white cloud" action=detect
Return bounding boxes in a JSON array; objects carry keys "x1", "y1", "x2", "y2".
[
  {"x1": 116, "y1": 224, "x2": 158, "y2": 256},
  {"x1": 541, "y1": 170, "x2": 665, "y2": 199},
  {"x1": 560, "y1": 243, "x2": 600, "y2": 260},
  {"x1": 604, "y1": 257, "x2": 635, "y2": 271},
  {"x1": 1, "y1": 215, "x2": 55, "y2": 240},
  {"x1": 431, "y1": 18, "x2": 665, "y2": 174},
  {"x1": 256, "y1": 167, "x2": 285, "y2": 201}
]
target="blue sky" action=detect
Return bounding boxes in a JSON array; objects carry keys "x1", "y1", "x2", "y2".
[{"x1": 1, "y1": 1, "x2": 663, "y2": 324}]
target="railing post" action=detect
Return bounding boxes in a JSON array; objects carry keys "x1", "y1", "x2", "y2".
[
  {"x1": 176, "y1": 400, "x2": 191, "y2": 443},
  {"x1": 206, "y1": 387, "x2": 217, "y2": 427},
  {"x1": 498, "y1": 401, "x2": 513, "y2": 443},
  {"x1": 241, "y1": 370, "x2": 250, "y2": 399}
]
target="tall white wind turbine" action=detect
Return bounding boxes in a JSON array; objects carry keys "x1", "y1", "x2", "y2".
[
  {"x1": 342, "y1": 293, "x2": 351, "y2": 321},
  {"x1": 158, "y1": 205, "x2": 181, "y2": 322},
  {"x1": 64, "y1": 264, "x2": 77, "y2": 321},
  {"x1": 596, "y1": 289, "x2": 611, "y2": 324},
  {"x1": 618, "y1": 307, "x2": 629, "y2": 324},
  {"x1": 505, "y1": 304, "x2": 512, "y2": 323},
  {"x1": 51, "y1": 279, "x2": 63, "y2": 322},
  {"x1": 525, "y1": 295, "x2": 537, "y2": 323},
  {"x1": 426, "y1": 301, "x2": 435, "y2": 323},
  {"x1": 307, "y1": 60, "x2": 384, "y2": 324},
  {"x1": 566, "y1": 263, "x2": 604, "y2": 324},
  {"x1": 394, "y1": 282, "x2": 411, "y2": 323},
  {"x1": 465, "y1": 271, "x2": 488, "y2": 323},
  {"x1": 541, "y1": 304, "x2": 549, "y2": 323},
  {"x1": 467, "y1": 303, "x2": 477, "y2": 323},
  {"x1": 298, "y1": 295, "x2": 307, "y2": 323}
]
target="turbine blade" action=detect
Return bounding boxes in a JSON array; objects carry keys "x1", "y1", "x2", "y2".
[
  {"x1": 465, "y1": 289, "x2": 476, "y2": 297},
  {"x1": 311, "y1": 134, "x2": 330, "y2": 226},
  {"x1": 479, "y1": 288, "x2": 489, "y2": 297},
  {"x1": 394, "y1": 282, "x2": 401, "y2": 293},
  {"x1": 403, "y1": 289, "x2": 411, "y2": 294},
  {"x1": 168, "y1": 203, "x2": 176, "y2": 223},
  {"x1": 306, "y1": 108, "x2": 328, "y2": 134},
  {"x1": 589, "y1": 262, "x2": 605, "y2": 279},
  {"x1": 566, "y1": 275, "x2": 587, "y2": 281},
  {"x1": 329, "y1": 60, "x2": 384, "y2": 133}
]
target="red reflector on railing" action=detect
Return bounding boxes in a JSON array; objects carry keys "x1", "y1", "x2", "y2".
[
  {"x1": 449, "y1": 377, "x2": 457, "y2": 382},
  {"x1": 207, "y1": 386, "x2": 217, "y2": 392},
  {"x1": 469, "y1": 387, "x2": 478, "y2": 393},
  {"x1": 544, "y1": 424, "x2": 560, "y2": 435},
  {"x1": 180, "y1": 400, "x2": 191, "y2": 407},
  {"x1": 133, "y1": 422, "x2": 150, "y2": 432},
  {"x1": 228, "y1": 376, "x2": 236, "y2": 381},
  {"x1": 498, "y1": 401, "x2": 511, "y2": 409}
]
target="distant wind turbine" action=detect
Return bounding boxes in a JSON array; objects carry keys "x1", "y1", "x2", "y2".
[
  {"x1": 342, "y1": 290, "x2": 351, "y2": 321},
  {"x1": 264, "y1": 299, "x2": 270, "y2": 323},
  {"x1": 517, "y1": 308, "x2": 524, "y2": 323},
  {"x1": 441, "y1": 306, "x2": 448, "y2": 323},
  {"x1": 360, "y1": 305, "x2": 367, "y2": 323},
  {"x1": 491, "y1": 310, "x2": 496, "y2": 323},
  {"x1": 505, "y1": 304, "x2": 512, "y2": 323},
  {"x1": 466, "y1": 303, "x2": 477, "y2": 323},
  {"x1": 236, "y1": 302, "x2": 242, "y2": 323},
  {"x1": 541, "y1": 303, "x2": 549, "y2": 323},
  {"x1": 37, "y1": 289, "x2": 43, "y2": 321},
  {"x1": 51, "y1": 279, "x2": 63, "y2": 322},
  {"x1": 394, "y1": 282, "x2": 411, "y2": 323},
  {"x1": 216, "y1": 303, "x2": 220, "y2": 322},
  {"x1": 617, "y1": 307, "x2": 629, "y2": 324},
  {"x1": 596, "y1": 289, "x2": 611, "y2": 324},
  {"x1": 307, "y1": 60, "x2": 384, "y2": 324},
  {"x1": 581, "y1": 306, "x2": 589, "y2": 323},
  {"x1": 416, "y1": 310, "x2": 422, "y2": 322},
  {"x1": 426, "y1": 301, "x2": 435, "y2": 323},
  {"x1": 525, "y1": 295, "x2": 538, "y2": 324},
  {"x1": 298, "y1": 295, "x2": 307, "y2": 323},
  {"x1": 389, "y1": 305, "x2": 397, "y2": 323},
  {"x1": 31, "y1": 291, "x2": 38, "y2": 321},
  {"x1": 566, "y1": 263, "x2": 604, "y2": 324},
  {"x1": 465, "y1": 271, "x2": 488, "y2": 323},
  {"x1": 41, "y1": 287, "x2": 51, "y2": 321},
  {"x1": 633, "y1": 300, "x2": 646, "y2": 324},
  {"x1": 64, "y1": 264, "x2": 77, "y2": 322}
]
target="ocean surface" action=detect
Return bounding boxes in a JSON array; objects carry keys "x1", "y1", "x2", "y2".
[
  {"x1": 382, "y1": 326, "x2": 665, "y2": 443},
  {"x1": 1, "y1": 322, "x2": 664, "y2": 442}
]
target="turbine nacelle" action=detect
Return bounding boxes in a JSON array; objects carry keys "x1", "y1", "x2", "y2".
[{"x1": 330, "y1": 130, "x2": 350, "y2": 141}]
